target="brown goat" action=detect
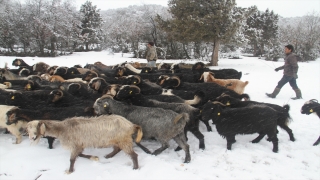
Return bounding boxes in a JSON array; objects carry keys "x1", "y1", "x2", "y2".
[
  {"x1": 200, "y1": 72, "x2": 249, "y2": 94},
  {"x1": 27, "y1": 115, "x2": 143, "y2": 174}
]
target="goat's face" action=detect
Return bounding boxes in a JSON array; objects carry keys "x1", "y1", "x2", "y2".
[
  {"x1": 27, "y1": 121, "x2": 45, "y2": 144},
  {"x1": 5, "y1": 92, "x2": 23, "y2": 105},
  {"x1": 6, "y1": 107, "x2": 18, "y2": 125},
  {"x1": 201, "y1": 101, "x2": 223, "y2": 123},
  {"x1": 53, "y1": 66, "x2": 68, "y2": 75},
  {"x1": 301, "y1": 99, "x2": 319, "y2": 115},
  {"x1": 157, "y1": 76, "x2": 180, "y2": 89},
  {"x1": 12, "y1": 59, "x2": 23, "y2": 66},
  {"x1": 123, "y1": 75, "x2": 140, "y2": 85},
  {"x1": 215, "y1": 94, "x2": 232, "y2": 106},
  {"x1": 82, "y1": 70, "x2": 98, "y2": 82},
  {"x1": 104, "y1": 84, "x2": 121, "y2": 97},
  {"x1": 93, "y1": 98, "x2": 112, "y2": 115},
  {"x1": 48, "y1": 89, "x2": 63, "y2": 103},
  {"x1": 47, "y1": 66, "x2": 58, "y2": 75},
  {"x1": 88, "y1": 77, "x2": 106, "y2": 91},
  {"x1": 115, "y1": 67, "x2": 125, "y2": 77},
  {"x1": 116, "y1": 85, "x2": 140, "y2": 100},
  {"x1": 67, "y1": 67, "x2": 80, "y2": 75}
]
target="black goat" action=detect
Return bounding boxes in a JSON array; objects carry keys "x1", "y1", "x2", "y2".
[
  {"x1": 215, "y1": 93, "x2": 295, "y2": 142},
  {"x1": 301, "y1": 99, "x2": 320, "y2": 146},
  {"x1": 201, "y1": 101, "x2": 279, "y2": 152},
  {"x1": 157, "y1": 76, "x2": 250, "y2": 105}
]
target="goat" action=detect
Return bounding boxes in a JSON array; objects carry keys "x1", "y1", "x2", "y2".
[
  {"x1": 93, "y1": 95, "x2": 191, "y2": 163},
  {"x1": 115, "y1": 85, "x2": 205, "y2": 150},
  {"x1": 200, "y1": 72, "x2": 249, "y2": 94},
  {"x1": 215, "y1": 93, "x2": 295, "y2": 141},
  {"x1": 201, "y1": 101, "x2": 279, "y2": 152},
  {"x1": 301, "y1": 99, "x2": 320, "y2": 146},
  {"x1": 157, "y1": 75, "x2": 250, "y2": 104},
  {"x1": 6, "y1": 105, "x2": 95, "y2": 148},
  {"x1": 27, "y1": 115, "x2": 143, "y2": 174},
  {"x1": 0, "y1": 105, "x2": 27, "y2": 144}
]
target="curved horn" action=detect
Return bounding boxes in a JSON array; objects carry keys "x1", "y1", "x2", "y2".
[
  {"x1": 133, "y1": 75, "x2": 141, "y2": 84},
  {"x1": 129, "y1": 85, "x2": 141, "y2": 94},
  {"x1": 212, "y1": 101, "x2": 226, "y2": 106},
  {"x1": 171, "y1": 76, "x2": 181, "y2": 88}
]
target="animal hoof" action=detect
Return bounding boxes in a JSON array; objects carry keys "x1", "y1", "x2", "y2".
[
  {"x1": 174, "y1": 146, "x2": 182, "y2": 151},
  {"x1": 272, "y1": 149, "x2": 278, "y2": 153},
  {"x1": 90, "y1": 156, "x2": 99, "y2": 161},
  {"x1": 65, "y1": 170, "x2": 73, "y2": 174},
  {"x1": 290, "y1": 138, "x2": 295, "y2": 142}
]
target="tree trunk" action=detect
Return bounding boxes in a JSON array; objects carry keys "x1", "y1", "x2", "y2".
[
  {"x1": 210, "y1": 39, "x2": 220, "y2": 66},
  {"x1": 85, "y1": 42, "x2": 89, "y2": 51}
]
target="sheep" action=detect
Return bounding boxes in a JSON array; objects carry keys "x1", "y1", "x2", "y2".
[
  {"x1": 6, "y1": 105, "x2": 95, "y2": 149},
  {"x1": 27, "y1": 114, "x2": 143, "y2": 174},
  {"x1": 200, "y1": 72, "x2": 249, "y2": 94},
  {"x1": 301, "y1": 99, "x2": 320, "y2": 146},
  {"x1": 215, "y1": 93, "x2": 295, "y2": 142},
  {"x1": 201, "y1": 101, "x2": 279, "y2": 152},
  {"x1": 115, "y1": 85, "x2": 205, "y2": 150},
  {"x1": 32, "y1": 62, "x2": 50, "y2": 75},
  {"x1": 0, "y1": 105, "x2": 27, "y2": 144},
  {"x1": 93, "y1": 95, "x2": 191, "y2": 163},
  {"x1": 5, "y1": 89, "x2": 53, "y2": 109},
  {"x1": 0, "y1": 68, "x2": 27, "y2": 81},
  {"x1": 157, "y1": 75, "x2": 250, "y2": 105}
]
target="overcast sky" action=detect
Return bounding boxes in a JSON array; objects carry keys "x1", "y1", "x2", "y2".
[{"x1": 73, "y1": 0, "x2": 320, "y2": 17}]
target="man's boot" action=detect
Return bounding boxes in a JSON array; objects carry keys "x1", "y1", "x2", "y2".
[
  {"x1": 266, "y1": 88, "x2": 281, "y2": 98},
  {"x1": 291, "y1": 89, "x2": 302, "y2": 100}
]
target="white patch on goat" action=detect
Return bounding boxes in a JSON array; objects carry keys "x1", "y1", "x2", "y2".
[
  {"x1": 203, "y1": 72, "x2": 210, "y2": 82},
  {"x1": 124, "y1": 64, "x2": 142, "y2": 74},
  {"x1": 162, "y1": 89, "x2": 173, "y2": 95}
]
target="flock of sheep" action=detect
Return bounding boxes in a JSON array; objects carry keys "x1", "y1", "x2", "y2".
[{"x1": 0, "y1": 58, "x2": 319, "y2": 174}]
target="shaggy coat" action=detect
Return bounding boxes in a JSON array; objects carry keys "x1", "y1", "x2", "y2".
[
  {"x1": 201, "y1": 101, "x2": 279, "y2": 152},
  {"x1": 93, "y1": 95, "x2": 191, "y2": 163},
  {"x1": 200, "y1": 72, "x2": 249, "y2": 94},
  {"x1": 27, "y1": 115, "x2": 143, "y2": 173},
  {"x1": 301, "y1": 99, "x2": 320, "y2": 146},
  {"x1": 116, "y1": 85, "x2": 205, "y2": 150},
  {"x1": 215, "y1": 93, "x2": 295, "y2": 141}
]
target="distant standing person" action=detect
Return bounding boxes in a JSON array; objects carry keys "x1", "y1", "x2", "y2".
[
  {"x1": 266, "y1": 44, "x2": 302, "y2": 100},
  {"x1": 146, "y1": 42, "x2": 157, "y2": 67}
]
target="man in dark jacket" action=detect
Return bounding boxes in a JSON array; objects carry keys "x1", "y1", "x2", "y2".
[{"x1": 266, "y1": 44, "x2": 302, "y2": 100}]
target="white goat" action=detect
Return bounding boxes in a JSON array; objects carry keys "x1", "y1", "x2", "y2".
[
  {"x1": 200, "y1": 72, "x2": 249, "y2": 94},
  {"x1": 27, "y1": 115, "x2": 143, "y2": 174}
]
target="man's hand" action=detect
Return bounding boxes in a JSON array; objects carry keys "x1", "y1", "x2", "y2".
[{"x1": 275, "y1": 67, "x2": 281, "y2": 72}]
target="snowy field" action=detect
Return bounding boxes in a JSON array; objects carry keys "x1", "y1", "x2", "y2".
[{"x1": 0, "y1": 51, "x2": 319, "y2": 180}]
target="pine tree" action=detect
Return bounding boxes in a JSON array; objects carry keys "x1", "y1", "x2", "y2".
[
  {"x1": 157, "y1": 0, "x2": 249, "y2": 66},
  {"x1": 79, "y1": 1, "x2": 104, "y2": 51}
]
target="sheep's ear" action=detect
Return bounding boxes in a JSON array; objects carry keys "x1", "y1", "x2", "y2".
[{"x1": 39, "y1": 122, "x2": 46, "y2": 135}]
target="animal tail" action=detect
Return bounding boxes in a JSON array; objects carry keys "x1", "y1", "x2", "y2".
[
  {"x1": 241, "y1": 93, "x2": 250, "y2": 101},
  {"x1": 173, "y1": 113, "x2": 189, "y2": 124},
  {"x1": 133, "y1": 125, "x2": 143, "y2": 143}
]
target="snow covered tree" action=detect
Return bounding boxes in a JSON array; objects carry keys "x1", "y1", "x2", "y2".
[
  {"x1": 157, "y1": 0, "x2": 249, "y2": 66},
  {"x1": 79, "y1": 1, "x2": 104, "y2": 51}
]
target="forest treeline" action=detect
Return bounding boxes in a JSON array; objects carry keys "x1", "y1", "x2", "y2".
[{"x1": 0, "y1": 0, "x2": 319, "y2": 65}]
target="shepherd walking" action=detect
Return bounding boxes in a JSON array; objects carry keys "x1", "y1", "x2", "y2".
[{"x1": 266, "y1": 44, "x2": 302, "y2": 100}]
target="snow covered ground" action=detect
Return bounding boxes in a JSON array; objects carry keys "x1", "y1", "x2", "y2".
[{"x1": 0, "y1": 51, "x2": 319, "y2": 180}]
